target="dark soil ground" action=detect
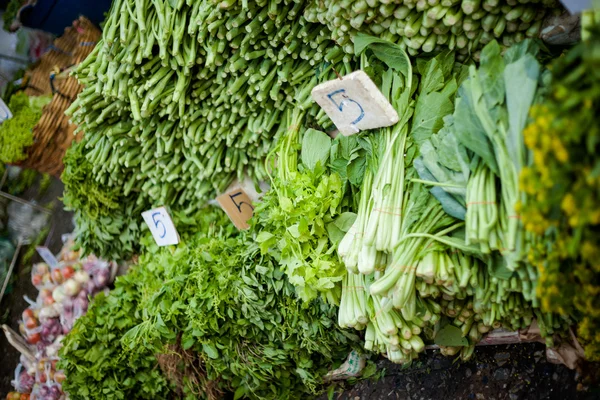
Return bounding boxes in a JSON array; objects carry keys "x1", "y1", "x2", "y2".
[
  {"x1": 324, "y1": 343, "x2": 600, "y2": 400},
  {"x1": 0, "y1": 177, "x2": 73, "y2": 396}
]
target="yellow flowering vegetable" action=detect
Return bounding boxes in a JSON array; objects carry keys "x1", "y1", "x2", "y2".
[{"x1": 520, "y1": 22, "x2": 600, "y2": 360}]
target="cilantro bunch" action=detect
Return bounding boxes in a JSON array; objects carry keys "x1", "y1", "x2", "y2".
[
  {"x1": 519, "y1": 24, "x2": 600, "y2": 360},
  {"x1": 62, "y1": 141, "x2": 143, "y2": 261},
  {"x1": 58, "y1": 267, "x2": 172, "y2": 399}
]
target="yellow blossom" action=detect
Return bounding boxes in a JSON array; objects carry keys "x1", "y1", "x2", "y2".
[{"x1": 561, "y1": 193, "x2": 576, "y2": 215}]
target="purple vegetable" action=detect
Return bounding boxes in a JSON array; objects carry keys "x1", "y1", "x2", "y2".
[
  {"x1": 74, "y1": 297, "x2": 88, "y2": 313},
  {"x1": 77, "y1": 289, "x2": 89, "y2": 301},
  {"x1": 62, "y1": 297, "x2": 73, "y2": 313},
  {"x1": 85, "y1": 279, "x2": 96, "y2": 293},
  {"x1": 93, "y1": 268, "x2": 110, "y2": 288}
]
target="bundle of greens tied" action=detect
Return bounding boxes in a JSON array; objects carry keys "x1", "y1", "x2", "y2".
[
  {"x1": 63, "y1": 0, "x2": 561, "y2": 261},
  {"x1": 336, "y1": 38, "x2": 570, "y2": 364}
]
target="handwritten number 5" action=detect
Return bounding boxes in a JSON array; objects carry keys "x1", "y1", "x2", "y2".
[
  {"x1": 152, "y1": 212, "x2": 167, "y2": 238},
  {"x1": 327, "y1": 89, "x2": 365, "y2": 125},
  {"x1": 230, "y1": 191, "x2": 254, "y2": 213}
]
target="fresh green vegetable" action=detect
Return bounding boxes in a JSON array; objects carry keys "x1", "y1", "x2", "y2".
[
  {"x1": 254, "y1": 127, "x2": 348, "y2": 304},
  {"x1": 58, "y1": 269, "x2": 172, "y2": 399},
  {"x1": 519, "y1": 22, "x2": 600, "y2": 360},
  {"x1": 66, "y1": 206, "x2": 359, "y2": 399},
  {"x1": 2, "y1": 0, "x2": 23, "y2": 31},
  {"x1": 61, "y1": 141, "x2": 142, "y2": 261},
  {"x1": 334, "y1": 37, "x2": 564, "y2": 364},
  {"x1": 64, "y1": 0, "x2": 349, "y2": 260},
  {"x1": 0, "y1": 92, "x2": 51, "y2": 164},
  {"x1": 305, "y1": 0, "x2": 556, "y2": 58}
]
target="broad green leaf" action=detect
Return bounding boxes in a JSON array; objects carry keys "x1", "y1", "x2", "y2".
[
  {"x1": 478, "y1": 41, "x2": 505, "y2": 109},
  {"x1": 202, "y1": 343, "x2": 220, "y2": 359},
  {"x1": 256, "y1": 231, "x2": 275, "y2": 243},
  {"x1": 326, "y1": 223, "x2": 345, "y2": 246},
  {"x1": 353, "y1": 33, "x2": 411, "y2": 78},
  {"x1": 452, "y1": 83, "x2": 499, "y2": 175},
  {"x1": 414, "y1": 158, "x2": 466, "y2": 220},
  {"x1": 487, "y1": 253, "x2": 513, "y2": 280},
  {"x1": 333, "y1": 212, "x2": 357, "y2": 232},
  {"x1": 411, "y1": 92, "x2": 454, "y2": 146},
  {"x1": 434, "y1": 324, "x2": 469, "y2": 346},
  {"x1": 302, "y1": 128, "x2": 331, "y2": 171},
  {"x1": 504, "y1": 54, "x2": 540, "y2": 173},
  {"x1": 419, "y1": 58, "x2": 445, "y2": 95},
  {"x1": 347, "y1": 156, "x2": 366, "y2": 186},
  {"x1": 233, "y1": 386, "x2": 247, "y2": 400}
]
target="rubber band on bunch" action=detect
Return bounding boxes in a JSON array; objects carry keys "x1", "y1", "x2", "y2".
[
  {"x1": 466, "y1": 201, "x2": 496, "y2": 206},
  {"x1": 373, "y1": 207, "x2": 402, "y2": 217}
]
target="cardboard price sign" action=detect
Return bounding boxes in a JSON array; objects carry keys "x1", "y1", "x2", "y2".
[
  {"x1": 311, "y1": 70, "x2": 399, "y2": 136},
  {"x1": 217, "y1": 189, "x2": 254, "y2": 230},
  {"x1": 142, "y1": 206, "x2": 180, "y2": 246}
]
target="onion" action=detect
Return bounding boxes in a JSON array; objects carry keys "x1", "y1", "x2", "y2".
[
  {"x1": 74, "y1": 297, "x2": 88, "y2": 313},
  {"x1": 61, "y1": 297, "x2": 73, "y2": 313},
  {"x1": 93, "y1": 268, "x2": 110, "y2": 288},
  {"x1": 52, "y1": 286, "x2": 66, "y2": 304},
  {"x1": 39, "y1": 306, "x2": 59, "y2": 320},
  {"x1": 74, "y1": 270, "x2": 90, "y2": 284},
  {"x1": 85, "y1": 279, "x2": 96, "y2": 293},
  {"x1": 64, "y1": 279, "x2": 82, "y2": 297},
  {"x1": 77, "y1": 289, "x2": 89, "y2": 301}
]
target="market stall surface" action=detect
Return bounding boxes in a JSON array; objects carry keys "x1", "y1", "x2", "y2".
[{"x1": 0, "y1": 177, "x2": 73, "y2": 395}]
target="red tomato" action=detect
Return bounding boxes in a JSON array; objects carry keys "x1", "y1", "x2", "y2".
[
  {"x1": 31, "y1": 274, "x2": 42, "y2": 286},
  {"x1": 62, "y1": 266, "x2": 75, "y2": 280},
  {"x1": 25, "y1": 317, "x2": 37, "y2": 329},
  {"x1": 20, "y1": 394, "x2": 30, "y2": 400},
  {"x1": 22, "y1": 308, "x2": 34, "y2": 320},
  {"x1": 27, "y1": 332, "x2": 41, "y2": 345}
]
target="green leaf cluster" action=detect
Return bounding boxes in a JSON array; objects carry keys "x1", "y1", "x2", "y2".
[
  {"x1": 61, "y1": 207, "x2": 358, "y2": 399},
  {"x1": 58, "y1": 270, "x2": 172, "y2": 399},
  {"x1": 0, "y1": 92, "x2": 51, "y2": 164},
  {"x1": 61, "y1": 141, "x2": 143, "y2": 261}
]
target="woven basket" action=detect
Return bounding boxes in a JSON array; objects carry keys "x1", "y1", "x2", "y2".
[{"x1": 18, "y1": 17, "x2": 100, "y2": 177}]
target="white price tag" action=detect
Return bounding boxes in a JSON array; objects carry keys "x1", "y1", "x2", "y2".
[
  {"x1": 36, "y1": 246, "x2": 59, "y2": 268},
  {"x1": 142, "y1": 206, "x2": 180, "y2": 246},
  {"x1": 0, "y1": 98, "x2": 13, "y2": 124},
  {"x1": 311, "y1": 70, "x2": 399, "y2": 136}
]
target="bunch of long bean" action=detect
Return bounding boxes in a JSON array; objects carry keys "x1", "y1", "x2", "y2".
[{"x1": 65, "y1": 0, "x2": 350, "y2": 259}]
